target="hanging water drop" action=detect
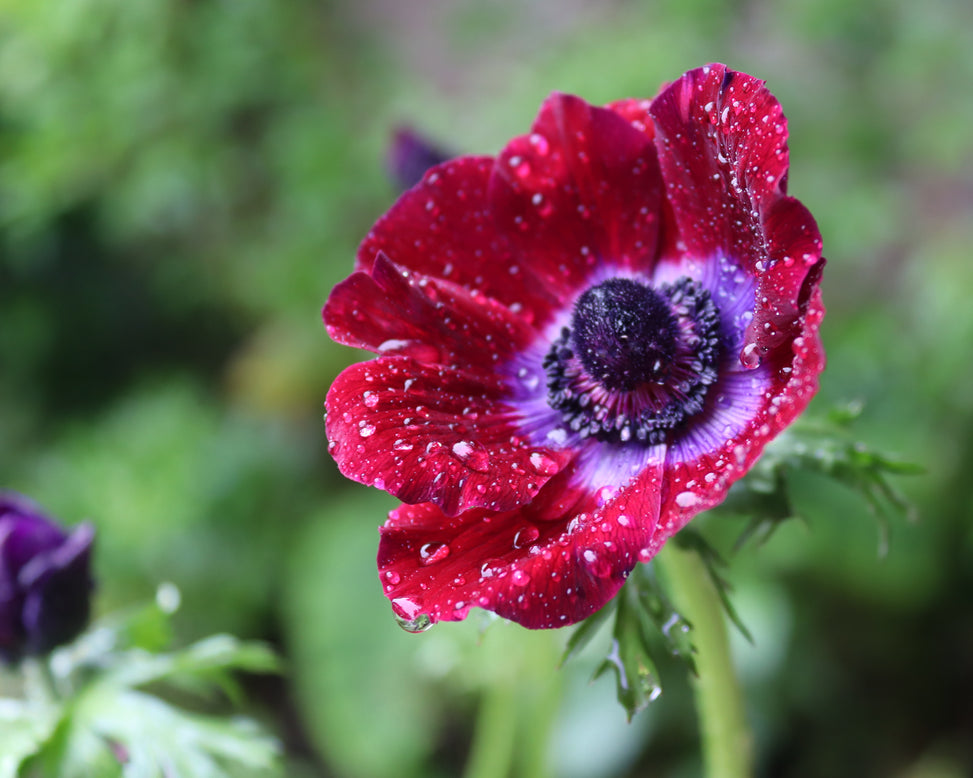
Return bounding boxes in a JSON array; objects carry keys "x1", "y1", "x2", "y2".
[{"x1": 394, "y1": 612, "x2": 434, "y2": 633}]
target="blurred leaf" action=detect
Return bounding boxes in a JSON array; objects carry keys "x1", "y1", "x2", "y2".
[
  {"x1": 673, "y1": 531, "x2": 753, "y2": 644},
  {"x1": 592, "y1": 576, "x2": 662, "y2": 722},
  {"x1": 559, "y1": 600, "x2": 614, "y2": 667},
  {"x1": 283, "y1": 494, "x2": 442, "y2": 778},
  {"x1": 16, "y1": 605, "x2": 284, "y2": 777},
  {"x1": 63, "y1": 687, "x2": 278, "y2": 778},
  {"x1": 718, "y1": 406, "x2": 921, "y2": 554},
  {"x1": 96, "y1": 634, "x2": 281, "y2": 706},
  {"x1": 0, "y1": 699, "x2": 61, "y2": 778}
]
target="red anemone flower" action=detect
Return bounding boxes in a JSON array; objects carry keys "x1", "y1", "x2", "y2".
[{"x1": 324, "y1": 64, "x2": 825, "y2": 629}]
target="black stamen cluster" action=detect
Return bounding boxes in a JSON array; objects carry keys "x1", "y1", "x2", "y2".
[
  {"x1": 543, "y1": 276, "x2": 723, "y2": 445},
  {"x1": 570, "y1": 279, "x2": 678, "y2": 392}
]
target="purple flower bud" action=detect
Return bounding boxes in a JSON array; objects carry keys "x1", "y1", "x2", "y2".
[
  {"x1": 386, "y1": 126, "x2": 452, "y2": 192},
  {"x1": 0, "y1": 492, "x2": 94, "y2": 663}
]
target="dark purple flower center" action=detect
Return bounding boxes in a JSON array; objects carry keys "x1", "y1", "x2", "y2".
[
  {"x1": 544, "y1": 276, "x2": 722, "y2": 444},
  {"x1": 570, "y1": 279, "x2": 678, "y2": 392}
]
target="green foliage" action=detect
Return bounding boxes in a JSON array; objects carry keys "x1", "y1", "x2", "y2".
[
  {"x1": 720, "y1": 404, "x2": 921, "y2": 553},
  {"x1": 567, "y1": 405, "x2": 919, "y2": 721},
  {"x1": 1, "y1": 0, "x2": 971, "y2": 774},
  {"x1": 570, "y1": 564, "x2": 696, "y2": 722},
  {"x1": 0, "y1": 594, "x2": 281, "y2": 778}
]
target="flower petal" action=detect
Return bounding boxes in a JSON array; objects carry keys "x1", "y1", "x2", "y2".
[
  {"x1": 357, "y1": 157, "x2": 561, "y2": 325},
  {"x1": 488, "y1": 93, "x2": 665, "y2": 308},
  {"x1": 378, "y1": 455, "x2": 665, "y2": 629},
  {"x1": 326, "y1": 356, "x2": 570, "y2": 516},
  {"x1": 386, "y1": 126, "x2": 453, "y2": 192},
  {"x1": 647, "y1": 286, "x2": 826, "y2": 551},
  {"x1": 647, "y1": 64, "x2": 825, "y2": 357},
  {"x1": 20, "y1": 522, "x2": 94, "y2": 655},
  {"x1": 324, "y1": 252, "x2": 535, "y2": 371}
]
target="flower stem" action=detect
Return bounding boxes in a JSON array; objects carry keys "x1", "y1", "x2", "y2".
[
  {"x1": 463, "y1": 678, "x2": 518, "y2": 778},
  {"x1": 655, "y1": 541, "x2": 753, "y2": 778}
]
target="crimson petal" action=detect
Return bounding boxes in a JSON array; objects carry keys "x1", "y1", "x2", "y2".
[
  {"x1": 325, "y1": 252, "x2": 535, "y2": 372},
  {"x1": 326, "y1": 356, "x2": 570, "y2": 516},
  {"x1": 378, "y1": 456, "x2": 665, "y2": 629},
  {"x1": 647, "y1": 64, "x2": 824, "y2": 359},
  {"x1": 357, "y1": 157, "x2": 561, "y2": 327},
  {"x1": 488, "y1": 93, "x2": 665, "y2": 312}
]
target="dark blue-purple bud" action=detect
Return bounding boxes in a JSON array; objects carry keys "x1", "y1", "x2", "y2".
[
  {"x1": 387, "y1": 126, "x2": 452, "y2": 192},
  {"x1": 0, "y1": 492, "x2": 94, "y2": 663}
]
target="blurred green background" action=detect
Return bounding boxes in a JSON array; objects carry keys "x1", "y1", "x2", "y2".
[{"x1": 1, "y1": 0, "x2": 971, "y2": 776}]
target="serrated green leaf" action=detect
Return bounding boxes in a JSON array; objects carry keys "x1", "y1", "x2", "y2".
[
  {"x1": 673, "y1": 531, "x2": 753, "y2": 644},
  {"x1": 594, "y1": 579, "x2": 662, "y2": 721},
  {"x1": 0, "y1": 699, "x2": 62, "y2": 778},
  {"x1": 63, "y1": 686, "x2": 280, "y2": 778},
  {"x1": 629, "y1": 565, "x2": 699, "y2": 671},
  {"x1": 715, "y1": 405, "x2": 921, "y2": 553}
]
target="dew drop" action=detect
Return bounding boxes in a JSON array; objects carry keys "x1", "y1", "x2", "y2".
[
  {"x1": 359, "y1": 423, "x2": 376, "y2": 438},
  {"x1": 583, "y1": 548, "x2": 612, "y2": 578},
  {"x1": 452, "y1": 440, "x2": 474, "y2": 459},
  {"x1": 394, "y1": 611, "x2": 434, "y2": 633},
  {"x1": 384, "y1": 570, "x2": 401, "y2": 585},
  {"x1": 513, "y1": 525, "x2": 540, "y2": 549},
  {"x1": 528, "y1": 451, "x2": 559, "y2": 476},
  {"x1": 362, "y1": 391, "x2": 379, "y2": 408},
  {"x1": 419, "y1": 542, "x2": 450, "y2": 565},
  {"x1": 675, "y1": 492, "x2": 699, "y2": 509},
  {"x1": 451, "y1": 440, "x2": 491, "y2": 472},
  {"x1": 740, "y1": 342, "x2": 761, "y2": 369},
  {"x1": 511, "y1": 569, "x2": 531, "y2": 586}
]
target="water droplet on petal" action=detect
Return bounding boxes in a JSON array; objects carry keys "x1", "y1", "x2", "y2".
[
  {"x1": 359, "y1": 423, "x2": 376, "y2": 438},
  {"x1": 419, "y1": 542, "x2": 450, "y2": 565},
  {"x1": 528, "y1": 451, "x2": 559, "y2": 476},
  {"x1": 740, "y1": 342, "x2": 761, "y2": 369},
  {"x1": 675, "y1": 492, "x2": 699, "y2": 509},
  {"x1": 362, "y1": 391, "x2": 379, "y2": 408},
  {"x1": 583, "y1": 548, "x2": 612, "y2": 578},
  {"x1": 512, "y1": 525, "x2": 540, "y2": 549},
  {"x1": 451, "y1": 440, "x2": 491, "y2": 472},
  {"x1": 511, "y1": 569, "x2": 531, "y2": 586},
  {"x1": 384, "y1": 570, "x2": 401, "y2": 585},
  {"x1": 529, "y1": 133, "x2": 549, "y2": 155}
]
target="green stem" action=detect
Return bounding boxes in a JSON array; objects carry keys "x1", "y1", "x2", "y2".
[
  {"x1": 655, "y1": 541, "x2": 753, "y2": 778},
  {"x1": 463, "y1": 678, "x2": 518, "y2": 778}
]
